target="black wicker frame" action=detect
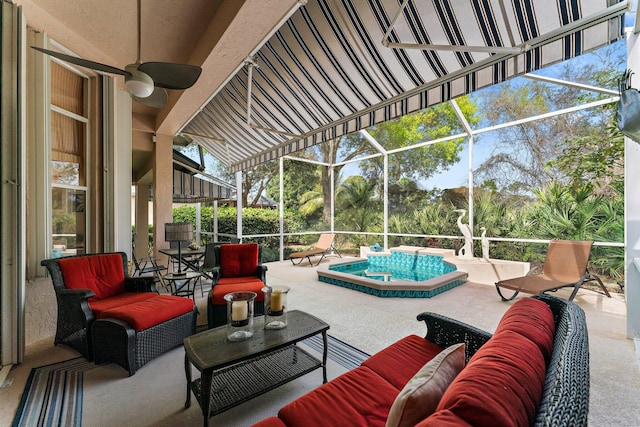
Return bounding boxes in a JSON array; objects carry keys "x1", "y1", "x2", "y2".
[
  {"x1": 93, "y1": 306, "x2": 197, "y2": 375},
  {"x1": 417, "y1": 294, "x2": 589, "y2": 426},
  {"x1": 206, "y1": 244, "x2": 267, "y2": 328},
  {"x1": 41, "y1": 252, "x2": 157, "y2": 360}
]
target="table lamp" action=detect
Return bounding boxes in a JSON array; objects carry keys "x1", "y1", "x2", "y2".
[{"x1": 165, "y1": 222, "x2": 193, "y2": 276}]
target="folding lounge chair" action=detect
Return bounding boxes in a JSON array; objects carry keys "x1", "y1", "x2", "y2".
[
  {"x1": 495, "y1": 240, "x2": 611, "y2": 302},
  {"x1": 289, "y1": 233, "x2": 341, "y2": 266}
]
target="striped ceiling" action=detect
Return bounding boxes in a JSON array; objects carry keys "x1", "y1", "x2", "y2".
[{"x1": 182, "y1": 0, "x2": 626, "y2": 173}]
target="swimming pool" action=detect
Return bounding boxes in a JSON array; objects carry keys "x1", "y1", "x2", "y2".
[{"x1": 317, "y1": 247, "x2": 467, "y2": 298}]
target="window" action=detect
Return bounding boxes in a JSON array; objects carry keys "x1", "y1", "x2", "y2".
[{"x1": 50, "y1": 61, "x2": 89, "y2": 256}]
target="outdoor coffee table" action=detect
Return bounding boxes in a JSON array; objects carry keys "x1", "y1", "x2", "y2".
[{"x1": 183, "y1": 310, "x2": 329, "y2": 427}]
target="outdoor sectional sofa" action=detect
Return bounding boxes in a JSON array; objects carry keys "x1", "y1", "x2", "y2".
[
  {"x1": 41, "y1": 252, "x2": 197, "y2": 375},
  {"x1": 253, "y1": 294, "x2": 589, "y2": 426}
]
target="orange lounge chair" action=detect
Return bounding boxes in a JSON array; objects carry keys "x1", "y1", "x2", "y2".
[
  {"x1": 495, "y1": 240, "x2": 611, "y2": 301},
  {"x1": 289, "y1": 233, "x2": 341, "y2": 266}
]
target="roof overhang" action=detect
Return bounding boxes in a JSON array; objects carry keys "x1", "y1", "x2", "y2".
[{"x1": 172, "y1": 170, "x2": 233, "y2": 204}]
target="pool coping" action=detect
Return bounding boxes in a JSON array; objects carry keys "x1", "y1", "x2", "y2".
[{"x1": 317, "y1": 256, "x2": 468, "y2": 298}]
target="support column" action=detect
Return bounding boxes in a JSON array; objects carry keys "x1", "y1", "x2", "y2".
[
  {"x1": 153, "y1": 134, "x2": 173, "y2": 260},
  {"x1": 134, "y1": 174, "x2": 151, "y2": 259},
  {"x1": 625, "y1": 31, "x2": 640, "y2": 339},
  {"x1": 236, "y1": 171, "x2": 243, "y2": 241}
]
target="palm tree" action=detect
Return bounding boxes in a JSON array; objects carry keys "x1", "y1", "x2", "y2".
[
  {"x1": 520, "y1": 181, "x2": 623, "y2": 277},
  {"x1": 335, "y1": 176, "x2": 381, "y2": 246}
]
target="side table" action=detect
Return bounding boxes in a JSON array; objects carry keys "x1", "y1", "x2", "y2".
[{"x1": 184, "y1": 310, "x2": 329, "y2": 427}]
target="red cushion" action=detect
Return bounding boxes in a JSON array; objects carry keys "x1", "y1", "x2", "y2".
[
  {"x1": 98, "y1": 295, "x2": 194, "y2": 332},
  {"x1": 89, "y1": 292, "x2": 157, "y2": 317},
  {"x1": 251, "y1": 417, "x2": 287, "y2": 427},
  {"x1": 415, "y1": 409, "x2": 472, "y2": 426},
  {"x1": 220, "y1": 243, "x2": 259, "y2": 277},
  {"x1": 278, "y1": 366, "x2": 398, "y2": 427},
  {"x1": 494, "y1": 298, "x2": 556, "y2": 361},
  {"x1": 58, "y1": 254, "x2": 125, "y2": 300},
  {"x1": 434, "y1": 329, "x2": 548, "y2": 427},
  {"x1": 211, "y1": 280, "x2": 266, "y2": 305},
  {"x1": 361, "y1": 335, "x2": 443, "y2": 390},
  {"x1": 217, "y1": 277, "x2": 265, "y2": 286}
]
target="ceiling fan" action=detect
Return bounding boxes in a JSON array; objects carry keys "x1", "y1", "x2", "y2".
[{"x1": 31, "y1": 0, "x2": 201, "y2": 109}]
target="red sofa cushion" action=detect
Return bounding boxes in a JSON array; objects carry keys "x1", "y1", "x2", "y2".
[
  {"x1": 211, "y1": 279, "x2": 266, "y2": 305},
  {"x1": 361, "y1": 335, "x2": 443, "y2": 390},
  {"x1": 89, "y1": 292, "x2": 158, "y2": 317},
  {"x1": 58, "y1": 254, "x2": 125, "y2": 300},
  {"x1": 278, "y1": 366, "x2": 398, "y2": 427},
  {"x1": 220, "y1": 243, "x2": 259, "y2": 277},
  {"x1": 251, "y1": 417, "x2": 287, "y2": 427},
  {"x1": 415, "y1": 409, "x2": 472, "y2": 426},
  {"x1": 493, "y1": 297, "x2": 556, "y2": 361},
  {"x1": 98, "y1": 295, "x2": 194, "y2": 332},
  {"x1": 432, "y1": 328, "x2": 549, "y2": 426}
]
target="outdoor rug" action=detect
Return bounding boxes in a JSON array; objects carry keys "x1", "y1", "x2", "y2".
[{"x1": 12, "y1": 335, "x2": 369, "y2": 427}]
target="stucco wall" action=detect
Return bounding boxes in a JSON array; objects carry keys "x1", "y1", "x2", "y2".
[{"x1": 25, "y1": 277, "x2": 57, "y2": 346}]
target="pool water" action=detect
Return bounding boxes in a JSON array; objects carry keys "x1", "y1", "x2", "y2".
[{"x1": 328, "y1": 251, "x2": 457, "y2": 282}]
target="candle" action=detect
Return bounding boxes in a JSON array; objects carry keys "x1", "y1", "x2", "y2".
[
  {"x1": 231, "y1": 301, "x2": 248, "y2": 321},
  {"x1": 270, "y1": 290, "x2": 283, "y2": 312}
]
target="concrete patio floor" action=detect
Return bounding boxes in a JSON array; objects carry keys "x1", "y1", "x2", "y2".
[
  {"x1": 264, "y1": 257, "x2": 640, "y2": 426},
  {"x1": 2, "y1": 256, "x2": 639, "y2": 426}
]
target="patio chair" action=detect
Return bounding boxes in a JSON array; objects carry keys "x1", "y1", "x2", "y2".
[
  {"x1": 169, "y1": 240, "x2": 200, "y2": 272},
  {"x1": 495, "y1": 240, "x2": 611, "y2": 302},
  {"x1": 131, "y1": 251, "x2": 169, "y2": 292},
  {"x1": 40, "y1": 252, "x2": 196, "y2": 374},
  {"x1": 206, "y1": 243, "x2": 267, "y2": 328},
  {"x1": 289, "y1": 233, "x2": 341, "y2": 267},
  {"x1": 195, "y1": 242, "x2": 218, "y2": 298},
  {"x1": 131, "y1": 251, "x2": 167, "y2": 277}
]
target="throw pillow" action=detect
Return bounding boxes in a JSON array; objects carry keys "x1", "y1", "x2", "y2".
[{"x1": 385, "y1": 342, "x2": 466, "y2": 427}]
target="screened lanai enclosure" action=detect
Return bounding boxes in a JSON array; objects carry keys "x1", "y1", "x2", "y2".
[
  {"x1": 173, "y1": 0, "x2": 626, "y2": 264},
  {"x1": 161, "y1": 0, "x2": 640, "y2": 338},
  {"x1": 179, "y1": 43, "x2": 625, "y2": 270}
]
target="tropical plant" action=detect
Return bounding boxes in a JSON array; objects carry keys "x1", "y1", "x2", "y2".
[
  {"x1": 334, "y1": 176, "x2": 381, "y2": 245},
  {"x1": 516, "y1": 181, "x2": 624, "y2": 277}
]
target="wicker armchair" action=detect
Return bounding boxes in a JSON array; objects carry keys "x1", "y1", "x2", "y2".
[
  {"x1": 207, "y1": 243, "x2": 267, "y2": 328},
  {"x1": 41, "y1": 252, "x2": 156, "y2": 360},
  {"x1": 41, "y1": 252, "x2": 196, "y2": 375}
]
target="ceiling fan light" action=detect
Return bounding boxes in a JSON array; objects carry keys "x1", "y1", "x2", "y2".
[{"x1": 125, "y1": 65, "x2": 154, "y2": 98}]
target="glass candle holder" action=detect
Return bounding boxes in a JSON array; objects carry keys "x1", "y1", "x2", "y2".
[
  {"x1": 224, "y1": 291, "x2": 257, "y2": 341},
  {"x1": 262, "y1": 286, "x2": 290, "y2": 330}
]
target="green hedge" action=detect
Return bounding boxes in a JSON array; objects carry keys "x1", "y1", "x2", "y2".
[{"x1": 171, "y1": 205, "x2": 306, "y2": 261}]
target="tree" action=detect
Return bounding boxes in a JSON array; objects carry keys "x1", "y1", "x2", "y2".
[
  {"x1": 388, "y1": 178, "x2": 431, "y2": 215},
  {"x1": 214, "y1": 160, "x2": 279, "y2": 208},
  {"x1": 265, "y1": 156, "x2": 324, "y2": 213},
  {"x1": 335, "y1": 176, "x2": 381, "y2": 245},
  {"x1": 297, "y1": 185, "x2": 324, "y2": 223},
  {"x1": 515, "y1": 181, "x2": 623, "y2": 278},
  {"x1": 303, "y1": 96, "x2": 479, "y2": 223},
  {"x1": 357, "y1": 97, "x2": 479, "y2": 183},
  {"x1": 474, "y1": 42, "x2": 625, "y2": 194}
]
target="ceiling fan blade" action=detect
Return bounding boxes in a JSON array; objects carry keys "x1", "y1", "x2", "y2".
[
  {"x1": 138, "y1": 62, "x2": 202, "y2": 90},
  {"x1": 31, "y1": 46, "x2": 128, "y2": 76},
  {"x1": 131, "y1": 87, "x2": 168, "y2": 109}
]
